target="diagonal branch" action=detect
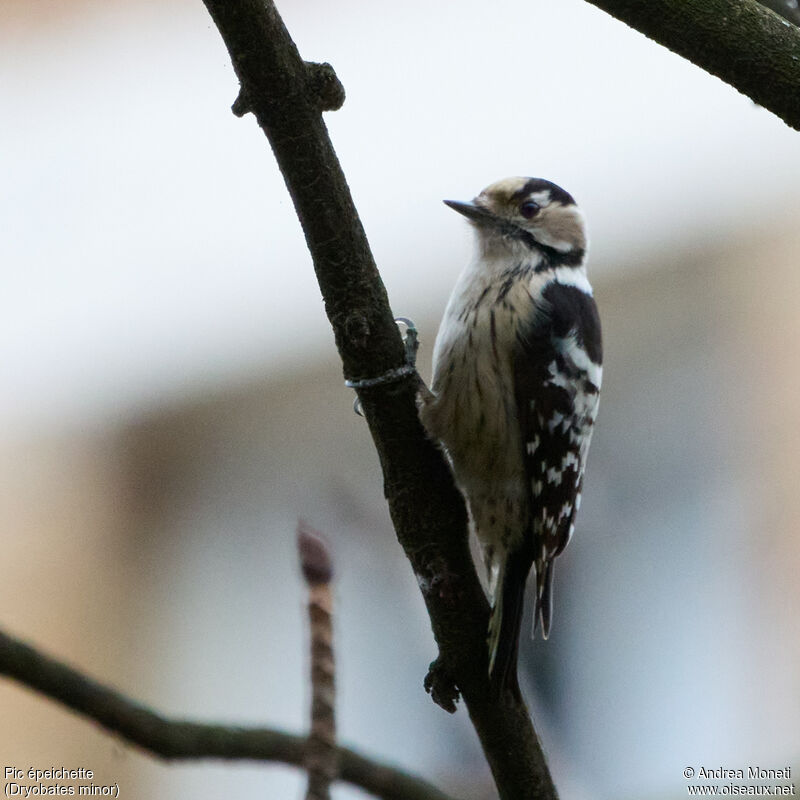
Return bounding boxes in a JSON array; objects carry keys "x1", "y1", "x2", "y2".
[
  {"x1": 199, "y1": 1, "x2": 557, "y2": 798},
  {"x1": 0, "y1": 629, "x2": 455, "y2": 800},
  {"x1": 583, "y1": 0, "x2": 800, "y2": 131},
  {"x1": 758, "y1": 0, "x2": 800, "y2": 26}
]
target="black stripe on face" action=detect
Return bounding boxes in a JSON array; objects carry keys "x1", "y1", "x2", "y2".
[
  {"x1": 504, "y1": 179, "x2": 582, "y2": 266},
  {"x1": 529, "y1": 239, "x2": 585, "y2": 269},
  {"x1": 497, "y1": 222, "x2": 585, "y2": 268},
  {"x1": 512, "y1": 178, "x2": 576, "y2": 207}
]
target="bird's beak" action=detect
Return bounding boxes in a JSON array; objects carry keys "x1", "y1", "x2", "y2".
[{"x1": 443, "y1": 199, "x2": 497, "y2": 225}]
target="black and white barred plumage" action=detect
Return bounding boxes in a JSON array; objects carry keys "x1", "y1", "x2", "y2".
[{"x1": 420, "y1": 177, "x2": 602, "y2": 696}]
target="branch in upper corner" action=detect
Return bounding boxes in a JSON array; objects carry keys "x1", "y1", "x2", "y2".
[
  {"x1": 758, "y1": 0, "x2": 800, "y2": 26},
  {"x1": 0, "y1": 628, "x2": 456, "y2": 800},
  {"x1": 582, "y1": 0, "x2": 800, "y2": 131}
]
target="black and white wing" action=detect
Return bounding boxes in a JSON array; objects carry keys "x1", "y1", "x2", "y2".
[{"x1": 514, "y1": 279, "x2": 603, "y2": 638}]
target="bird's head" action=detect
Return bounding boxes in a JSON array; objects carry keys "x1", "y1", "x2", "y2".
[{"x1": 444, "y1": 177, "x2": 587, "y2": 266}]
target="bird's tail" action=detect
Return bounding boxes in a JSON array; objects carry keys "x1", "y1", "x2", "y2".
[
  {"x1": 487, "y1": 552, "x2": 533, "y2": 699},
  {"x1": 534, "y1": 558, "x2": 555, "y2": 640}
]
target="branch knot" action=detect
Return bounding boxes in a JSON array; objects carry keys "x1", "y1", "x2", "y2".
[
  {"x1": 231, "y1": 62, "x2": 345, "y2": 119},
  {"x1": 306, "y1": 62, "x2": 346, "y2": 112}
]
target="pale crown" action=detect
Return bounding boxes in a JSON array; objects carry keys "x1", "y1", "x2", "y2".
[{"x1": 444, "y1": 176, "x2": 587, "y2": 266}]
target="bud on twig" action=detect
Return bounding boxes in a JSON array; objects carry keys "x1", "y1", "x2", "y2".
[{"x1": 297, "y1": 521, "x2": 337, "y2": 800}]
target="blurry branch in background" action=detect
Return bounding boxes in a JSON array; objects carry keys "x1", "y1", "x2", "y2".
[
  {"x1": 0, "y1": 629, "x2": 456, "y2": 800},
  {"x1": 582, "y1": 0, "x2": 800, "y2": 131},
  {"x1": 199, "y1": 1, "x2": 558, "y2": 799},
  {"x1": 297, "y1": 521, "x2": 337, "y2": 800}
]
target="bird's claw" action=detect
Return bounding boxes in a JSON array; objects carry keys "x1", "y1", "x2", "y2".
[
  {"x1": 394, "y1": 317, "x2": 419, "y2": 370},
  {"x1": 424, "y1": 658, "x2": 460, "y2": 713},
  {"x1": 351, "y1": 317, "x2": 419, "y2": 418}
]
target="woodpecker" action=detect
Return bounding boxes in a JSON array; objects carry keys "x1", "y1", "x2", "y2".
[{"x1": 420, "y1": 177, "x2": 602, "y2": 696}]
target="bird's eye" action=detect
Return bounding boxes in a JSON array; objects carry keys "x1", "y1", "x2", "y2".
[{"x1": 520, "y1": 200, "x2": 540, "y2": 219}]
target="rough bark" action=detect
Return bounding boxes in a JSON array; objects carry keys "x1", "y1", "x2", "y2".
[{"x1": 583, "y1": 0, "x2": 800, "y2": 131}]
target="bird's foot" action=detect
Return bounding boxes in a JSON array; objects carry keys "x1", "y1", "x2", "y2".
[
  {"x1": 350, "y1": 317, "x2": 421, "y2": 417},
  {"x1": 394, "y1": 317, "x2": 419, "y2": 370},
  {"x1": 424, "y1": 658, "x2": 460, "y2": 713}
]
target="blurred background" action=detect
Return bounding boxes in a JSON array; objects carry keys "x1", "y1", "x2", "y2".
[{"x1": 2, "y1": 0, "x2": 799, "y2": 798}]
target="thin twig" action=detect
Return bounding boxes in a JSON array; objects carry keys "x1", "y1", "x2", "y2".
[
  {"x1": 0, "y1": 628, "x2": 456, "y2": 800},
  {"x1": 198, "y1": 1, "x2": 558, "y2": 797},
  {"x1": 583, "y1": 0, "x2": 800, "y2": 131},
  {"x1": 298, "y1": 521, "x2": 337, "y2": 800}
]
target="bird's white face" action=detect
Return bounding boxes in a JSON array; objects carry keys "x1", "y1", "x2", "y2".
[{"x1": 446, "y1": 176, "x2": 587, "y2": 262}]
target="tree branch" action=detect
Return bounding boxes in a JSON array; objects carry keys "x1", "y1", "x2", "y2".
[
  {"x1": 583, "y1": 0, "x2": 800, "y2": 131},
  {"x1": 0, "y1": 629, "x2": 455, "y2": 800},
  {"x1": 199, "y1": 1, "x2": 557, "y2": 798},
  {"x1": 758, "y1": 0, "x2": 800, "y2": 27}
]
